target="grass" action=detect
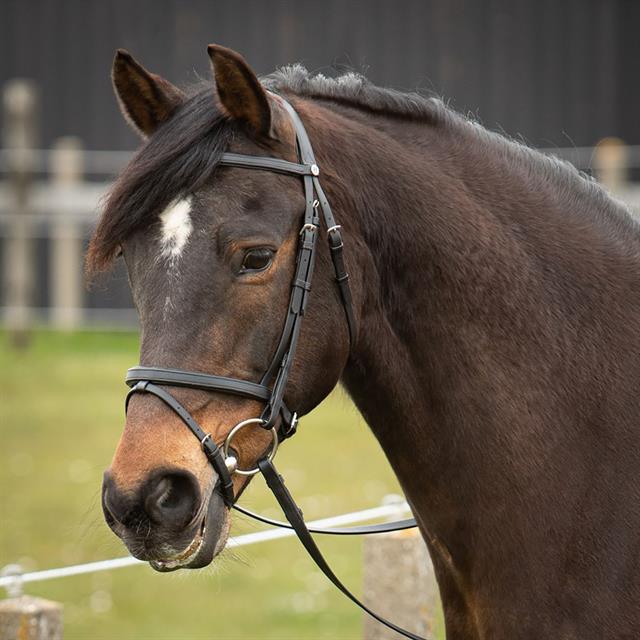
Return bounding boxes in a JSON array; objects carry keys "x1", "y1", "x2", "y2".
[{"x1": 1, "y1": 330, "x2": 443, "y2": 639}]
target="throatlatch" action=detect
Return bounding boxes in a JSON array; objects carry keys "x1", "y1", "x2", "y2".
[{"x1": 124, "y1": 96, "x2": 423, "y2": 640}]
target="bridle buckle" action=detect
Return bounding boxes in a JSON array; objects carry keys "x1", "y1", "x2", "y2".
[
  {"x1": 281, "y1": 412, "x2": 298, "y2": 440},
  {"x1": 200, "y1": 432, "x2": 213, "y2": 452}
]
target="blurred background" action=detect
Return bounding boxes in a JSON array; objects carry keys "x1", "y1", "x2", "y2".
[
  {"x1": 1, "y1": 1, "x2": 639, "y2": 638},
  {"x1": 2, "y1": 0, "x2": 640, "y2": 329}
]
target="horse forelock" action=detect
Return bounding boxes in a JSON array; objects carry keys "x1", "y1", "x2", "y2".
[{"x1": 86, "y1": 85, "x2": 235, "y2": 274}]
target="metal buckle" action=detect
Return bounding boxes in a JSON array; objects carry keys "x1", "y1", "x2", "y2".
[
  {"x1": 200, "y1": 433, "x2": 213, "y2": 451},
  {"x1": 299, "y1": 222, "x2": 318, "y2": 236},
  {"x1": 327, "y1": 224, "x2": 342, "y2": 235},
  {"x1": 222, "y1": 418, "x2": 279, "y2": 477},
  {"x1": 283, "y1": 412, "x2": 298, "y2": 439}
]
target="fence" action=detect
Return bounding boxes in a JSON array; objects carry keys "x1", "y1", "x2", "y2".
[{"x1": 0, "y1": 498, "x2": 438, "y2": 640}]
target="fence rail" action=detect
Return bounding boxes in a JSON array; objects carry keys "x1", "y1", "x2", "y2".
[
  {"x1": 2, "y1": 174, "x2": 640, "y2": 335},
  {"x1": 4, "y1": 144, "x2": 640, "y2": 176}
]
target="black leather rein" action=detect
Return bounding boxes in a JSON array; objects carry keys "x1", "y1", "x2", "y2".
[{"x1": 124, "y1": 98, "x2": 424, "y2": 640}]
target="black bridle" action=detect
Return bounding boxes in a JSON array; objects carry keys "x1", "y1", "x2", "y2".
[
  {"x1": 126, "y1": 98, "x2": 355, "y2": 499},
  {"x1": 124, "y1": 98, "x2": 424, "y2": 640}
]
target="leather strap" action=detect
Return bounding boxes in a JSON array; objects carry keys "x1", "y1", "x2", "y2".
[
  {"x1": 127, "y1": 366, "x2": 271, "y2": 401},
  {"x1": 258, "y1": 458, "x2": 425, "y2": 640},
  {"x1": 232, "y1": 503, "x2": 417, "y2": 535},
  {"x1": 218, "y1": 152, "x2": 314, "y2": 176},
  {"x1": 280, "y1": 99, "x2": 358, "y2": 345},
  {"x1": 259, "y1": 186, "x2": 320, "y2": 429}
]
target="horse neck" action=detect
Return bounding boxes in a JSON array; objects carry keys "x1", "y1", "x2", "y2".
[
  {"x1": 300, "y1": 97, "x2": 640, "y2": 637},
  {"x1": 308, "y1": 102, "x2": 527, "y2": 496},
  {"x1": 306, "y1": 98, "x2": 637, "y2": 533}
]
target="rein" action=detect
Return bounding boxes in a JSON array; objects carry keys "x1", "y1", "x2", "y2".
[{"x1": 124, "y1": 98, "x2": 424, "y2": 640}]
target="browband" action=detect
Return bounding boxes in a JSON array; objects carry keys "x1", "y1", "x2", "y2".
[{"x1": 218, "y1": 152, "x2": 316, "y2": 176}]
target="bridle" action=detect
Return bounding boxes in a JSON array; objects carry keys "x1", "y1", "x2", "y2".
[
  {"x1": 124, "y1": 98, "x2": 424, "y2": 640},
  {"x1": 126, "y1": 98, "x2": 354, "y2": 497}
]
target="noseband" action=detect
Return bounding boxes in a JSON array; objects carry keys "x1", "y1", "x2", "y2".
[{"x1": 124, "y1": 98, "x2": 423, "y2": 640}]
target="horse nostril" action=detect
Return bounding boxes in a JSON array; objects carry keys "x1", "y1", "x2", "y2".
[
  {"x1": 102, "y1": 474, "x2": 133, "y2": 527},
  {"x1": 143, "y1": 471, "x2": 201, "y2": 529}
]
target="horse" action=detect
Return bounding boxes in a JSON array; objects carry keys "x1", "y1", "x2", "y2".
[{"x1": 88, "y1": 45, "x2": 640, "y2": 639}]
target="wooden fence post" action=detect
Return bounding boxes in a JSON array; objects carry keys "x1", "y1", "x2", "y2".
[
  {"x1": 2, "y1": 79, "x2": 38, "y2": 347},
  {"x1": 593, "y1": 137, "x2": 628, "y2": 192},
  {"x1": 0, "y1": 597, "x2": 63, "y2": 640},
  {"x1": 363, "y1": 523, "x2": 439, "y2": 639},
  {"x1": 0, "y1": 567, "x2": 63, "y2": 640},
  {"x1": 49, "y1": 136, "x2": 84, "y2": 329}
]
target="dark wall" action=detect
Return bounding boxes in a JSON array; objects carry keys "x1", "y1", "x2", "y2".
[{"x1": 2, "y1": 0, "x2": 637, "y2": 151}]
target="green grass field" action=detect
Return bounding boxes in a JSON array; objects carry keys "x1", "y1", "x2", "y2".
[{"x1": 1, "y1": 331, "x2": 443, "y2": 639}]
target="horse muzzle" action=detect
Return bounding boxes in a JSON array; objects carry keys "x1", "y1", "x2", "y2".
[{"x1": 101, "y1": 468, "x2": 229, "y2": 570}]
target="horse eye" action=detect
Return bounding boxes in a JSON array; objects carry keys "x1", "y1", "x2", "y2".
[{"x1": 240, "y1": 248, "x2": 274, "y2": 273}]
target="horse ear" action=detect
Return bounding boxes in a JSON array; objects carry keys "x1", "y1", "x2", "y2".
[
  {"x1": 112, "y1": 49, "x2": 185, "y2": 138},
  {"x1": 207, "y1": 44, "x2": 272, "y2": 139}
]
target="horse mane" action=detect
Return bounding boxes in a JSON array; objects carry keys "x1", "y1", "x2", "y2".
[
  {"x1": 262, "y1": 64, "x2": 447, "y2": 124},
  {"x1": 87, "y1": 65, "x2": 637, "y2": 274},
  {"x1": 267, "y1": 65, "x2": 636, "y2": 231}
]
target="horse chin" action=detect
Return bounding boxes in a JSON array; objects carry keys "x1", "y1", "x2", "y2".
[{"x1": 150, "y1": 491, "x2": 230, "y2": 572}]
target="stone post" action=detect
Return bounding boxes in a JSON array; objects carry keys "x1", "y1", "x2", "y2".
[
  {"x1": 0, "y1": 597, "x2": 63, "y2": 640},
  {"x1": 363, "y1": 528, "x2": 439, "y2": 639},
  {"x1": 0, "y1": 567, "x2": 63, "y2": 640}
]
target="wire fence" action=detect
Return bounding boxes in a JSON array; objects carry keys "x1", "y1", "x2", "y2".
[
  {"x1": 0, "y1": 499, "x2": 410, "y2": 596},
  {"x1": 0, "y1": 497, "x2": 440, "y2": 638}
]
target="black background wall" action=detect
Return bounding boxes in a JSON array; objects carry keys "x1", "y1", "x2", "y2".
[
  {"x1": 3, "y1": 0, "x2": 638, "y2": 151},
  {"x1": 2, "y1": 0, "x2": 638, "y2": 318}
]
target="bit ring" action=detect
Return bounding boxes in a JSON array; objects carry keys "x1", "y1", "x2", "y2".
[{"x1": 222, "y1": 418, "x2": 279, "y2": 476}]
